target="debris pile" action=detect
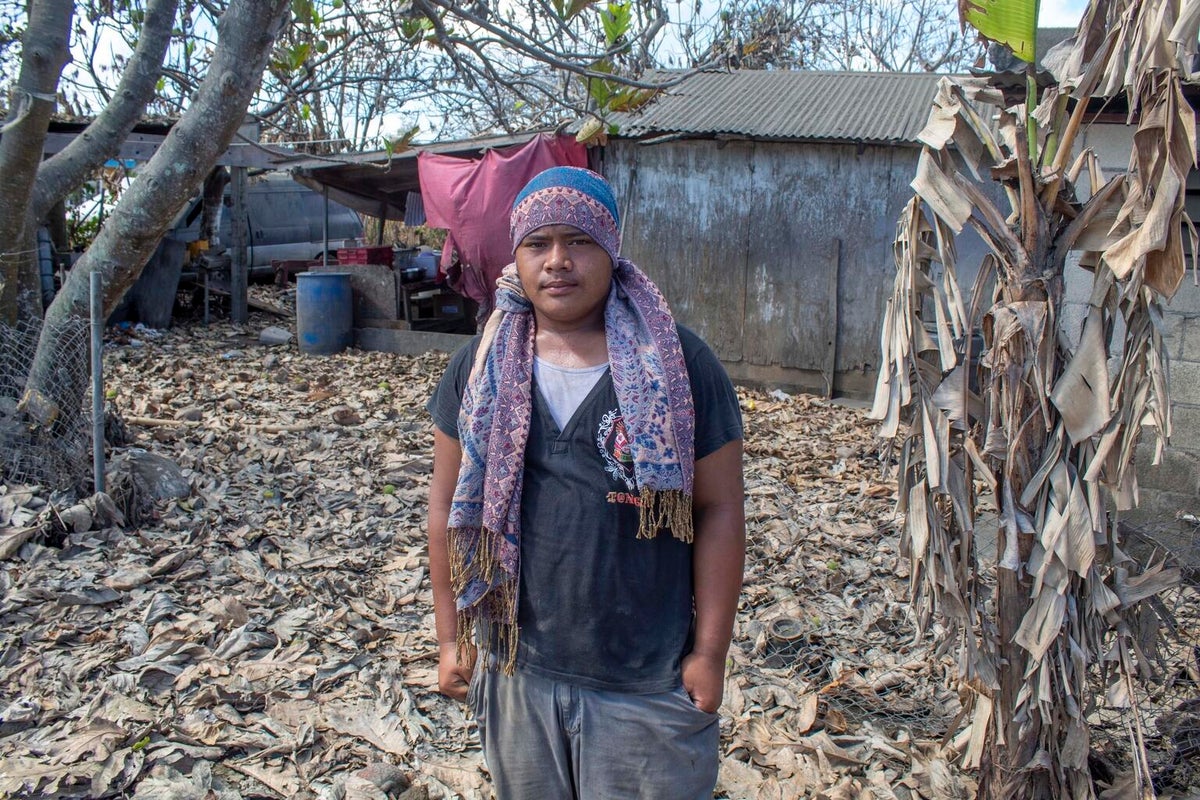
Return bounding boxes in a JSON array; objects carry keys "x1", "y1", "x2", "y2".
[{"x1": 0, "y1": 312, "x2": 978, "y2": 799}]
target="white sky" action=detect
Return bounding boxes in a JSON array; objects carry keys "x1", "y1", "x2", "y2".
[
  {"x1": 1040, "y1": 0, "x2": 1088, "y2": 27},
  {"x1": 52, "y1": 0, "x2": 1094, "y2": 148}
]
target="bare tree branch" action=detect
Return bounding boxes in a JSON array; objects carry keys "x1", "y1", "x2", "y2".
[{"x1": 32, "y1": 0, "x2": 180, "y2": 221}]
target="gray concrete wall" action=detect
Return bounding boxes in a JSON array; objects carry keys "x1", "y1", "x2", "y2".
[{"x1": 1130, "y1": 283, "x2": 1196, "y2": 558}]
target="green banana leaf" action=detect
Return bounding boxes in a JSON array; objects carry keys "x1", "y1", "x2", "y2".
[{"x1": 960, "y1": 0, "x2": 1039, "y2": 62}]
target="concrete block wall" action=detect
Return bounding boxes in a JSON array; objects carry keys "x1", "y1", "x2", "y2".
[
  {"x1": 1062, "y1": 264, "x2": 1200, "y2": 563},
  {"x1": 1135, "y1": 278, "x2": 1200, "y2": 562},
  {"x1": 1066, "y1": 123, "x2": 1200, "y2": 562}
]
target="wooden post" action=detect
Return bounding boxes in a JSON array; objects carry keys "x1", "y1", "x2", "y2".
[
  {"x1": 823, "y1": 238, "x2": 841, "y2": 399},
  {"x1": 322, "y1": 185, "x2": 330, "y2": 267},
  {"x1": 90, "y1": 271, "x2": 105, "y2": 494},
  {"x1": 229, "y1": 165, "x2": 248, "y2": 323}
]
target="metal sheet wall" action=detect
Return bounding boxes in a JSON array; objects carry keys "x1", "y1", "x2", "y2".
[
  {"x1": 606, "y1": 140, "x2": 754, "y2": 363},
  {"x1": 605, "y1": 138, "x2": 921, "y2": 396}
]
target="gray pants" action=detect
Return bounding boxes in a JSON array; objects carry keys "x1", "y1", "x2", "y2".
[{"x1": 469, "y1": 667, "x2": 720, "y2": 800}]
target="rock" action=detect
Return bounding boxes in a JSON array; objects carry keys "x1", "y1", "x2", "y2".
[
  {"x1": 175, "y1": 406, "x2": 203, "y2": 422},
  {"x1": 331, "y1": 407, "x2": 363, "y2": 426},
  {"x1": 259, "y1": 326, "x2": 293, "y2": 346},
  {"x1": 125, "y1": 451, "x2": 190, "y2": 500},
  {"x1": 88, "y1": 492, "x2": 125, "y2": 527},
  {"x1": 52, "y1": 492, "x2": 125, "y2": 534},
  {"x1": 57, "y1": 503, "x2": 93, "y2": 533},
  {"x1": 354, "y1": 763, "x2": 410, "y2": 794},
  {"x1": 338, "y1": 775, "x2": 389, "y2": 799},
  {"x1": 107, "y1": 449, "x2": 192, "y2": 525},
  {"x1": 222, "y1": 398, "x2": 243, "y2": 412}
]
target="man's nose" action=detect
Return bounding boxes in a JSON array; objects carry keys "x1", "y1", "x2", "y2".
[{"x1": 545, "y1": 239, "x2": 572, "y2": 269}]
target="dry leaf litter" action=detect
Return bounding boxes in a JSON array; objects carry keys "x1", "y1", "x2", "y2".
[{"x1": 0, "y1": 303, "x2": 1149, "y2": 800}]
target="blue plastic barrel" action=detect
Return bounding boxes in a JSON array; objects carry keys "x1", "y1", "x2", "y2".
[
  {"x1": 296, "y1": 272, "x2": 353, "y2": 355},
  {"x1": 413, "y1": 250, "x2": 441, "y2": 279}
]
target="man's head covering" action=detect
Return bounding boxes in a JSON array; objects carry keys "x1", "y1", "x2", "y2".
[{"x1": 510, "y1": 166, "x2": 620, "y2": 266}]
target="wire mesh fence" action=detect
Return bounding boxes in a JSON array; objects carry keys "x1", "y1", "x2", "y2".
[
  {"x1": 0, "y1": 316, "x2": 94, "y2": 492},
  {"x1": 1086, "y1": 527, "x2": 1200, "y2": 795},
  {"x1": 759, "y1": 615, "x2": 958, "y2": 740},
  {"x1": 751, "y1": 524, "x2": 1200, "y2": 795}
]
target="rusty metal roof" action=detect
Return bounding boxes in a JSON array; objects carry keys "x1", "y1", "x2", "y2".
[{"x1": 608, "y1": 70, "x2": 950, "y2": 145}]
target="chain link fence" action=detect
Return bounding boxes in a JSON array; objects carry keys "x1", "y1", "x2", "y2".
[
  {"x1": 0, "y1": 316, "x2": 94, "y2": 492},
  {"x1": 1087, "y1": 527, "x2": 1200, "y2": 795},
  {"x1": 752, "y1": 521, "x2": 1199, "y2": 795}
]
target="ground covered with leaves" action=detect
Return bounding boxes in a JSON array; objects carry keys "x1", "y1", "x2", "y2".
[{"x1": 0, "y1": 311, "x2": 999, "y2": 799}]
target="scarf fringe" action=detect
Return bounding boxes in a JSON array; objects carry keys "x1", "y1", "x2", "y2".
[
  {"x1": 449, "y1": 525, "x2": 519, "y2": 676},
  {"x1": 637, "y1": 488, "x2": 693, "y2": 543},
  {"x1": 456, "y1": 608, "x2": 519, "y2": 677},
  {"x1": 447, "y1": 525, "x2": 505, "y2": 590}
]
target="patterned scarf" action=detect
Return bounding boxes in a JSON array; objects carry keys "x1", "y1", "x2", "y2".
[{"x1": 447, "y1": 258, "x2": 696, "y2": 674}]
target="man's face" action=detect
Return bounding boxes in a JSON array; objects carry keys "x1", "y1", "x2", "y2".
[{"x1": 514, "y1": 224, "x2": 613, "y2": 329}]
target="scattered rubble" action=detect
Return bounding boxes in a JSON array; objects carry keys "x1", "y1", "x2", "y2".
[{"x1": 5, "y1": 308, "x2": 1185, "y2": 798}]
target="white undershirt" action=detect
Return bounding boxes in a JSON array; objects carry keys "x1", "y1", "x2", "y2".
[{"x1": 534, "y1": 356, "x2": 609, "y2": 430}]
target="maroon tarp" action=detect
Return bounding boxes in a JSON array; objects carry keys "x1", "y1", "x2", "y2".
[{"x1": 418, "y1": 133, "x2": 588, "y2": 317}]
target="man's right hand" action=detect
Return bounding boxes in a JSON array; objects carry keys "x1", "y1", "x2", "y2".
[{"x1": 437, "y1": 642, "x2": 474, "y2": 701}]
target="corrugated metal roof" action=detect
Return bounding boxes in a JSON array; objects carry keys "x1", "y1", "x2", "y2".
[{"x1": 607, "y1": 70, "x2": 950, "y2": 145}]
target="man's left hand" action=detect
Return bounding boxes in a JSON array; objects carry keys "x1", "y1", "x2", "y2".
[{"x1": 681, "y1": 650, "x2": 726, "y2": 714}]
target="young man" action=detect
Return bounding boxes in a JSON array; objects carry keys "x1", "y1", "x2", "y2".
[{"x1": 426, "y1": 167, "x2": 745, "y2": 799}]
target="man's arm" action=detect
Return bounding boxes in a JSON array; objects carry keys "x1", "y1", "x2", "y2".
[
  {"x1": 681, "y1": 438, "x2": 746, "y2": 713},
  {"x1": 428, "y1": 428, "x2": 473, "y2": 701}
]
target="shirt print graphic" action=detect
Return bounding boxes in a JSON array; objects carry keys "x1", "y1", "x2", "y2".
[{"x1": 597, "y1": 408, "x2": 637, "y2": 491}]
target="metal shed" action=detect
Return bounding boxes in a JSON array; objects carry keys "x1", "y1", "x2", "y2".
[{"x1": 597, "y1": 70, "x2": 970, "y2": 399}]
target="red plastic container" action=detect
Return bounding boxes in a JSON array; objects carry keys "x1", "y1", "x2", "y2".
[{"x1": 336, "y1": 246, "x2": 393, "y2": 265}]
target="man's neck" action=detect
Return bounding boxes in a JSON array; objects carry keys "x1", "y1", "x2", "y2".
[{"x1": 534, "y1": 324, "x2": 609, "y2": 369}]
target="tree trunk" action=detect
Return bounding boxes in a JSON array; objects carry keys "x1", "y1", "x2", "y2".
[
  {"x1": 0, "y1": 0, "x2": 73, "y2": 326},
  {"x1": 15, "y1": 211, "x2": 45, "y2": 323},
  {"x1": 47, "y1": 200, "x2": 68, "y2": 255},
  {"x1": 987, "y1": 566, "x2": 1044, "y2": 799},
  {"x1": 29, "y1": 0, "x2": 179, "y2": 223},
  {"x1": 200, "y1": 168, "x2": 231, "y2": 243},
  {"x1": 981, "y1": 199, "x2": 1059, "y2": 799},
  {"x1": 18, "y1": 0, "x2": 293, "y2": 430}
]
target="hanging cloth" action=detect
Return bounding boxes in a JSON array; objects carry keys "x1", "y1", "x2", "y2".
[{"x1": 417, "y1": 133, "x2": 588, "y2": 316}]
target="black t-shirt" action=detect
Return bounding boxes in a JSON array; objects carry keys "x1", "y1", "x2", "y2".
[{"x1": 429, "y1": 325, "x2": 743, "y2": 692}]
